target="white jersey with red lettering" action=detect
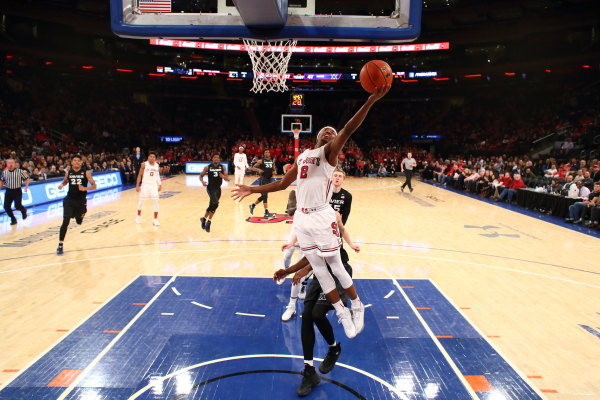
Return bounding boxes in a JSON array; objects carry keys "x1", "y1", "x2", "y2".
[
  {"x1": 293, "y1": 145, "x2": 341, "y2": 256},
  {"x1": 295, "y1": 146, "x2": 336, "y2": 210},
  {"x1": 140, "y1": 161, "x2": 161, "y2": 199},
  {"x1": 142, "y1": 161, "x2": 161, "y2": 187}
]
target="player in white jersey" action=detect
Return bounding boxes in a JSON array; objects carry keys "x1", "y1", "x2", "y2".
[
  {"x1": 232, "y1": 85, "x2": 390, "y2": 338},
  {"x1": 233, "y1": 146, "x2": 249, "y2": 185},
  {"x1": 135, "y1": 152, "x2": 162, "y2": 226}
]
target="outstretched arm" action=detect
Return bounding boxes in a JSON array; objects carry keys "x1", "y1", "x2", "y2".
[
  {"x1": 324, "y1": 85, "x2": 390, "y2": 165},
  {"x1": 232, "y1": 163, "x2": 298, "y2": 201},
  {"x1": 273, "y1": 255, "x2": 310, "y2": 281}
]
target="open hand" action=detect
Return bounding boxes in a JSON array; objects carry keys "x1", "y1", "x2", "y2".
[
  {"x1": 369, "y1": 84, "x2": 391, "y2": 102},
  {"x1": 231, "y1": 184, "x2": 252, "y2": 201}
]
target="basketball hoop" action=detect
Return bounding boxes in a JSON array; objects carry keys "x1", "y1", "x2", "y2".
[{"x1": 243, "y1": 39, "x2": 297, "y2": 93}]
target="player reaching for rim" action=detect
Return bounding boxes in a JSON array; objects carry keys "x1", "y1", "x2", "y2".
[{"x1": 232, "y1": 84, "x2": 390, "y2": 338}]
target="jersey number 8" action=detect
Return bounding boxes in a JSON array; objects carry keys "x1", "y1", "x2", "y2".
[{"x1": 300, "y1": 165, "x2": 309, "y2": 179}]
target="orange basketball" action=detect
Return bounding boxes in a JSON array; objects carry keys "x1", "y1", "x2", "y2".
[{"x1": 359, "y1": 60, "x2": 393, "y2": 93}]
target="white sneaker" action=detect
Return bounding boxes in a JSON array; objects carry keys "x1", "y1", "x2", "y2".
[
  {"x1": 153, "y1": 219, "x2": 160, "y2": 226},
  {"x1": 351, "y1": 302, "x2": 365, "y2": 335},
  {"x1": 135, "y1": 215, "x2": 141, "y2": 224},
  {"x1": 337, "y1": 308, "x2": 356, "y2": 338},
  {"x1": 282, "y1": 304, "x2": 296, "y2": 321}
]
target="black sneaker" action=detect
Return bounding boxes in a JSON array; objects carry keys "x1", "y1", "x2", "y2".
[
  {"x1": 319, "y1": 343, "x2": 341, "y2": 374},
  {"x1": 205, "y1": 220, "x2": 211, "y2": 232},
  {"x1": 200, "y1": 217, "x2": 206, "y2": 229},
  {"x1": 22, "y1": 210, "x2": 27, "y2": 220},
  {"x1": 401, "y1": 186, "x2": 405, "y2": 192},
  {"x1": 297, "y1": 365, "x2": 320, "y2": 397},
  {"x1": 75, "y1": 216, "x2": 83, "y2": 225},
  {"x1": 249, "y1": 203, "x2": 255, "y2": 215},
  {"x1": 409, "y1": 188, "x2": 414, "y2": 193},
  {"x1": 10, "y1": 218, "x2": 17, "y2": 225},
  {"x1": 264, "y1": 212, "x2": 275, "y2": 218},
  {"x1": 56, "y1": 245, "x2": 64, "y2": 255}
]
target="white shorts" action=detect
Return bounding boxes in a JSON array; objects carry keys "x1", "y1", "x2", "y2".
[
  {"x1": 140, "y1": 184, "x2": 159, "y2": 200},
  {"x1": 293, "y1": 206, "x2": 341, "y2": 257}
]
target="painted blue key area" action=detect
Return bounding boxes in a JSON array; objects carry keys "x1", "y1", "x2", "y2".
[{"x1": 0, "y1": 277, "x2": 542, "y2": 399}]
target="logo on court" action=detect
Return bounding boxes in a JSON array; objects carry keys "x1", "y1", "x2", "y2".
[
  {"x1": 463, "y1": 225, "x2": 520, "y2": 238},
  {"x1": 246, "y1": 213, "x2": 293, "y2": 224},
  {"x1": 159, "y1": 190, "x2": 181, "y2": 199}
]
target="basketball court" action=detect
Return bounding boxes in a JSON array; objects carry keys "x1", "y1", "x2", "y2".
[
  {"x1": 0, "y1": 175, "x2": 598, "y2": 399},
  {"x1": 1, "y1": 0, "x2": 599, "y2": 399}
]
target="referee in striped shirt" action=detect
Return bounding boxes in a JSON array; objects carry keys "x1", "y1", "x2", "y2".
[{"x1": 0, "y1": 159, "x2": 30, "y2": 225}]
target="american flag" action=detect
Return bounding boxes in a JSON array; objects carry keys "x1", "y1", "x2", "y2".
[{"x1": 139, "y1": 0, "x2": 171, "y2": 13}]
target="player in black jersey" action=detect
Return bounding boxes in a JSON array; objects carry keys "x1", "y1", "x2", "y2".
[
  {"x1": 329, "y1": 169, "x2": 352, "y2": 224},
  {"x1": 275, "y1": 211, "x2": 359, "y2": 397},
  {"x1": 247, "y1": 149, "x2": 275, "y2": 218},
  {"x1": 56, "y1": 155, "x2": 96, "y2": 255},
  {"x1": 200, "y1": 154, "x2": 229, "y2": 232}
]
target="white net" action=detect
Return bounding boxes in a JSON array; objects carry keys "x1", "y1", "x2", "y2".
[{"x1": 243, "y1": 39, "x2": 297, "y2": 93}]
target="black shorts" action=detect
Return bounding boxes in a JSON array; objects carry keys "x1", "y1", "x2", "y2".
[
  {"x1": 63, "y1": 197, "x2": 87, "y2": 219},
  {"x1": 304, "y1": 262, "x2": 353, "y2": 309}
]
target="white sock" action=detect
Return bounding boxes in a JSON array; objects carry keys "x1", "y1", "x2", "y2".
[
  {"x1": 332, "y1": 300, "x2": 345, "y2": 314},
  {"x1": 288, "y1": 298, "x2": 297, "y2": 306},
  {"x1": 304, "y1": 360, "x2": 313, "y2": 367},
  {"x1": 329, "y1": 341, "x2": 337, "y2": 348},
  {"x1": 351, "y1": 298, "x2": 362, "y2": 308}
]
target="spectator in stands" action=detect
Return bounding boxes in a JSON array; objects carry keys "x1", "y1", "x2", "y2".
[
  {"x1": 584, "y1": 194, "x2": 600, "y2": 228},
  {"x1": 377, "y1": 164, "x2": 387, "y2": 178},
  {"x1": 464, "y1": 168, "x2": 480, "y2": 192},
  {"x1": 497, "y1": 173, "x2": 526, "y2": 203},
  {"x1": 495, "y1": 172, "x2": 513, "y2": 198},
  {"x1": 567, "y1": 181, "x2": 600, "y2": 223},
  {"x1": 548, "y1": 178, "x2": 561, "y2": 194},
  {"x1": 573, "y1": 169, "x2": 585, "y2": 183},
  {"x1": 524, "y1": 167, "x2": 536, "y2": 179},
  {"x1": 561, "y1": 174, "x2": 575, "y2": 196},
  {"x1": 571, "y1": 180, "x2": 590, "y2": 200},
  {"x1": 592, "y1": 166, "x2": 600, "y2": 182},
  {"x1": 544, "y1": 164, "x2": 558, "y2": 178},
  {"x1": 560, "y1": 138, "x2": 574, "y2": 154},
  {"x1": 47, "y1": 165, "x2": 60, "y2": 178}
]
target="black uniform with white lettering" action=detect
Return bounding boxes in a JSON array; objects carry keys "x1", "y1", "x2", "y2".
[
  {"x1": 63, "y1": 168, "x2": 88, "y2": 220},
  {"x1": 257, "y1": 157, "x2": 274, "y2": 203},
  {"x1": 330, "y1": 189, "x2": 352, "y2": 225},
  {"x1": 206, "y1": 164, "x2": 224, "y2": 213}
]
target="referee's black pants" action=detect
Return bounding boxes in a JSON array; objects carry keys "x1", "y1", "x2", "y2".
[
  {"x1": 4, "y1": 188, "x2": 26, "y2": 220},
  {"x1": 402, "y1": 170, "x2": 414, "y2": 190}
]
